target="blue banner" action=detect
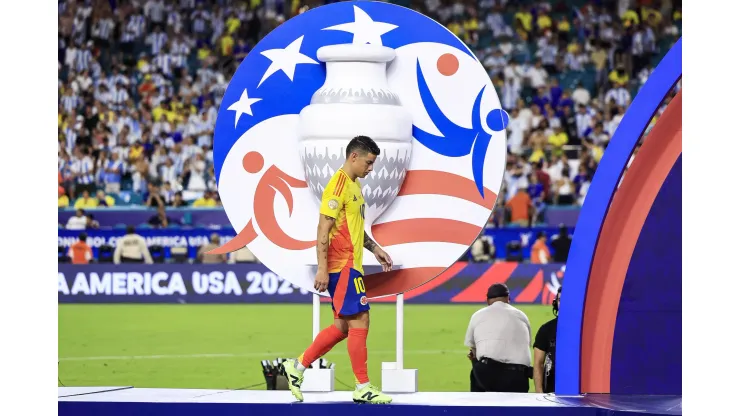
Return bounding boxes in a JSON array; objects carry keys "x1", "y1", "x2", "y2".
[
  {"x1": 58, "y1": 227, "x2": 574, "y2": 260},
  {"x1": 57, "y1": 263, "x2": 564, "y2": 304}
]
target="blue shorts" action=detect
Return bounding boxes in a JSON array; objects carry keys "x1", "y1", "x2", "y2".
[{"x1": 328, "y1": 267, "x2": 370, "y2": 319}]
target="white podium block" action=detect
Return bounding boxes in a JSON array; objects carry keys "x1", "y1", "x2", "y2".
[
  {"x1": 302, "y1": 368, "x2": 335, "y2": 392},
  {"x1": 381, "y1": 362, "x2": 418, "y2": 393}
]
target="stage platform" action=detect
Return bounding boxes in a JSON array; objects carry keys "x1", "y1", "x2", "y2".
[{"x1": 58, "y1": 387, "x2": 681, "y2": 415}]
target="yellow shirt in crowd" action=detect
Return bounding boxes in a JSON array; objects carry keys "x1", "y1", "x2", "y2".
[
  {"x1": 548, "y1": 132, "x2": 569, "y2": 149},
  {"x1": 193, "y1": 197, "x2": 218, "y2": 208},
  {"x1": 226, "y1": 17, "x2": 240, "y2": 34},
  {"x1": 608, "y1": 70, "x2": 629, "y2": 86},
  {"x1": 515, "y1": 12, "x2": 533, "y2": 31},
  {"x1": 537, "y1": 15, "x2": 552, "y2": 31}
]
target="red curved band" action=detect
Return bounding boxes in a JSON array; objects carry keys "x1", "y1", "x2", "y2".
[{"x1": 581, "y1": 90, "x2": 682, "y2": 392}]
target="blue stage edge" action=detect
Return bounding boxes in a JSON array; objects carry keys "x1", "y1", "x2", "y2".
[{"x1": 58, "y1": 387, "x2": 681, "y2": 416}]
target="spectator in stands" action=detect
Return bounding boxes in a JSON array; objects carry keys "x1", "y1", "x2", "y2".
[
  {"x1": 197, "y1": 233, "x2": 228, "y2": 264},
  {"x1": 547, "y1": 126, "x2": 568, "y2": 157},
  {"x1": 551, "y1": 225, "x2": 573, "y2": 263},
  {"x1": 95, "y1": 190, "x2": 115, "y2": 207},
  {"x1": 528, "y1": 173, "x2": 546, "y2": 224},
  {"x1": 228, "y1": 246, "x2": 259, "y2": 264},
  {"x1": 68, "y1": 232, "x2": 93, "y2": 265},
  {"x1": 470, "y1": 235, "x2": 495, "y2": 263},
  {"x1": 506, "y1": 188, "x2": 533, "y2": 227},
  {"x1": 145, "y1": 183, "x2": 165, "y2": 208},
  {"x1": 74, "y1": 189, "x2": 98, "y2": 209},
  {"x1": 530, "y1": 231, "x2": 551, "y2": 264},
  {"x1": 148, "y1": 205, "x2": 173, "y2": 228},
  {"x1": 554, "y1": 168, "x2": 576, "y2": 206},
  {"x1": 56, "y1": 0, "x2": 681, "y2": 224},
  {"x1": 66, "y1": 209, "x2": 88, "y2": 230},
  {"x1": 113, "y1": 226, "x2": 153, "y2": 264},
  {"x1": 192, "y1": 190, "x2": 218, "y2": 207},
  {"x1": 86, "y1": 213, "x2": 100, "y2": 229},
  {"x1": 170, "y1": 191, "x2": 188, "y2": 207}
]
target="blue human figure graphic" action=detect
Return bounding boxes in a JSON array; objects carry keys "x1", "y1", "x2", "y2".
[{"x1": 411, "y1": 59, "x2": 508, "y2": 197}]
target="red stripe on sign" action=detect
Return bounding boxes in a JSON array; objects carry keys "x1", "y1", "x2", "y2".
[
  {"x1": 450, "y1": 262, "x2": 518, "y2": 303},
  {"x1": 372, "y1": 262, "x2": 469, "y2": 302},
  {"x1": 515, "y1": 270, "x2": 544, "y2": 303},
  {"x1": 372, "y1": 218, "x2": 482, "y2": 247},
  {"x1": 398, "y1": 170, "x2": 498, "y2": 209},
  {"x1": 365, "y1": 267, "x2": 447, "y2": 300}
]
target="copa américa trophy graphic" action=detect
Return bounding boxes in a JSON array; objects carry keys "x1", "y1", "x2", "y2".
[
  {"x1": 210, "y1": 1, "x2": 509, "y2": 394},
  {"x1": 299, "y1": 43, "x2": 413, "y2": 241}
]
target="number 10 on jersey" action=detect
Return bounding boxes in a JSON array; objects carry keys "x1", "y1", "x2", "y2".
[{"x1": 354, "y1": 277, "x2": 366, "y2": 294}]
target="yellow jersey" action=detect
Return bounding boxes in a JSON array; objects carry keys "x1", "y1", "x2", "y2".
[{"x1": 320, "y1": 169, "x2": 366, "y2": 275}]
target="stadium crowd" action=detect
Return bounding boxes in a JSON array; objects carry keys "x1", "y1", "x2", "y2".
[{"x1": 57, "y1": 0, "x2": 681, "y2": 227}]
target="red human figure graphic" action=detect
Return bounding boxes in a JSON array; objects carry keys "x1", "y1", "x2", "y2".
[{"x1": 209, "y1": 151, "x2": 317, "y2": 255}]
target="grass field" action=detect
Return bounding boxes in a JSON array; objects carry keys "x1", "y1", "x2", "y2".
[{"x1": 59, "y1": 304, "x2": 553, "y2": 392}]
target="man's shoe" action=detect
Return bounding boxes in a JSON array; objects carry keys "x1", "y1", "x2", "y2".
[
  {"x1": 352, "y1": 384, "x2": 392, "y2": 404},
  {"x1": 281, "y1": 358, "x2": 304, "y2": 402}
]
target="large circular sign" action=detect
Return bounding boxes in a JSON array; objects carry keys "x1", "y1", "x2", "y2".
[{"x1": 212, "y1": 1, "x2": 508, "y2": 297}]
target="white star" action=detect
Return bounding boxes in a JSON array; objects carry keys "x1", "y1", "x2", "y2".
[
  {"x1": 227, "y1": 89, "x2": 262, "y2": 128},
  {"x1": 323, "y1": 5, "x2": 398, "y2": 45},
  {"x1": 258, "y1": 35, "x2": 318, "y2": 87}
]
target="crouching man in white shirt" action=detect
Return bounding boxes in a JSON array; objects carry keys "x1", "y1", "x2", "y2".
[{"x1": 465, "y1": 283, "x2": 533, "y2": 392}]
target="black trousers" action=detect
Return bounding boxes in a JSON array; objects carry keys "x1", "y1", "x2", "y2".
[{"x1": 471, "y1": 358, "x2": 530, "y2": 393}]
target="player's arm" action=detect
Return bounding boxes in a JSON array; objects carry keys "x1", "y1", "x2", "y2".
[
  {"x1": 363, "y1": 231, "x2": 378, "y2": 253},
  {"x1": 316, "y1": 214, "x2": 335, "y2": 274},
  {"x1": 317, "y1": 178, "x2": 343, "y2": 284},
  {"x1": 364, "y1": 230, "x2": 393, "y2": 272}
]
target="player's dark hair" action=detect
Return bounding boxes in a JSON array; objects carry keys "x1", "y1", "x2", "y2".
[
  {"x1": 78, "y1": 232, "x2": 87, "y2": 242},
  {"x1": 346, "y1": 135, "x2": 380, "y2": 159}
]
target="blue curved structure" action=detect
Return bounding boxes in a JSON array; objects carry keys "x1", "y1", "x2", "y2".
[{"x1": 555, "y1": 38, "x2": 682, "y2": 395}]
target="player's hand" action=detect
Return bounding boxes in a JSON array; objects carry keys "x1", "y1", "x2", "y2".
[
  {"x1": 373, "y1": 246, "x2": 393, "y2": 272},
  {"x1": 314, "y1": 269, "x2": 330, "y2": 293},
  {"x1": 467, "y1": 349, "x2": 475, "y2": 361}
]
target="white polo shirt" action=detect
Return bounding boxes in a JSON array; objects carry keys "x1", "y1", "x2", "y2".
[{"x1": 464, "y1": 302, "x2": 532, "y2": 366}]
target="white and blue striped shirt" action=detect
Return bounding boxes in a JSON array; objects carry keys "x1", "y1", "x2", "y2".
[
  {"x1": 104, "y1": 159, "x2": 123, "y2": 184},
  {"x1": 147, "y1": 32, "x2": 169, "y2": 55},
  {"x1": 167, "y1": 10, "x2": 183, "y2": 33},
  {"x1": 169, "y1": 151, "x2": 186, "y2": 174},
  {"x1": 537, "y1": 45, "x2": 558, "y2": 65},
  {"x1": 73, "y1": 156, "x2": 95, "y2": 185},
  {"x1": 565, "y1": 52, "x2": 584, "y2": 71},
  {"x1": 111, "y1": 88, "x2": 130, "y2": 110},
  {"x1": 75, "y1": 49, "x2": 93, "y2": 72},
  {"x1": 191, "y1": 11, "x2": 208, "y2": 34},
  {"x1": 122, "y1": 14, "x2": 146, "y2": 42},
  {"x1": 170, "y1": 41, "x2": 190, "y2": 68},
  {"x1": 575, "y1": 113, "x2": 593, "y2": 138},
  {"x1": 64, "y1": 128, "x2": 78, "y2": 152},
  {"x1": 107, "y1": 74, "x2": 129, "y2": 91},
  {"x1": 605, "y1": 88, "x2": 631, "y2": 107},
  {"x1": 153, "y1": 53, "x2": 173, "y2": 76},
  {"x1": 93, "y1": 18, "x2": 115, "y2": 41},
  {"x1": 60, "y1": 94, "x2": 81, "y2": 114},
  {"x1": 500, "y1": 83, "x2": 520, "y2": 111}
]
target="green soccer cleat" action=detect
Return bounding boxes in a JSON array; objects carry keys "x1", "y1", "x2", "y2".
[
  {"x1": 281, "y1": 358, "x2": 304, "y2": 402},
  {"x1": 352, "y1": 384, "x2": 392, "y2": 404}
]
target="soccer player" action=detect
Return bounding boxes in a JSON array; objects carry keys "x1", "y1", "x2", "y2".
[{"x1": 283, "y1": 136, "x2": 394, "y2": 404}]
